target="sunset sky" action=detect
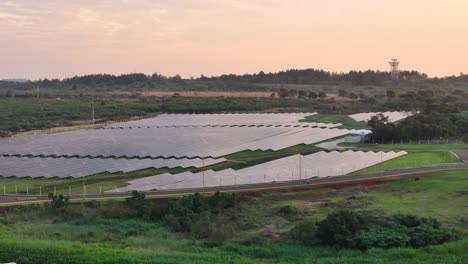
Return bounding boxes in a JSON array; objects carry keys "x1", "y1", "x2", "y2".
[{"x1": 1, "y1": 0, "x2": 467, "y2": 79}]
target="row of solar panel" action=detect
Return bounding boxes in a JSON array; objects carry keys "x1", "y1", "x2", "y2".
[
  {"x1": 0, "y1": 126, "x2": 353, "y2": 158},
  {"x1": 0, "y1": 156, "x2": 226, "y2": 178},
  {"x1": 106, "y1": 112, "x2": 318, "y2": 128},
  {"x1": 109, "y1": 150, "x2": 407, "y2": 192}
]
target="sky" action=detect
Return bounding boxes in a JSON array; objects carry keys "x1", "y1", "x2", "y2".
[{"x1": 1, "y1": 0, "x2": 467, "y2": 80}]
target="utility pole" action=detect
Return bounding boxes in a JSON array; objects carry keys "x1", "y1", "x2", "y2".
[
  {"x1": 202, "y1": 159, "x2": 205, "y2": 188},
  {"x1": 299, "y1": 155, "x2": 302, "y2": 180},
  {"x1": 83, "y1": 175, "x2": 85, "y2": 199}
]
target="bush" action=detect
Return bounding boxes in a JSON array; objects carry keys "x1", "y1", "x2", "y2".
[
  {"x1": 47, "y1": 193, "x2": 70, "y2": 211},
  {"x1": 316, "y1": 210, "x2": 367, "y2": 248},
  {"x1": 278, "y1": 205, "x2": 300, "y2": 216},
  {"x1": 357, "y1": 228, "x2": 410, "y2": 249},
  {"x1": 463, "y1": 133, "x2": 468, "y2": 144},
  {"x1": 313, "y1": 210, "x2": 454, "y2": 250},
  {"x1": 289, "y1": 221, "x2": 319, "y2": 246}
]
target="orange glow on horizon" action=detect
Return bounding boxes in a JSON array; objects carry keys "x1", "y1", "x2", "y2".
[{"x1": 1, "y1": 0, "x2": 467, "y2": 79}]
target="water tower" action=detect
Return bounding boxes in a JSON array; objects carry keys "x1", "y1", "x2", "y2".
[{"x1": 389, "y1": 59, "x2": 400, "y2": 80}]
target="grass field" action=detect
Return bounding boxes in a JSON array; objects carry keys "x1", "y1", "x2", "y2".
[
  {"x1": 0, "y1": 169, "x2": 467, "y2": 263},
  {"x1": 338, "y1": 142, "x2": 468, "y2": 151},
  {"x1": 300, "y1": 113, "x2": 368, "y2": 129},
  {"x1": 224, "y1": 143, "x2": 317, "y2": 159},
  {"x1": 352, "y1": 152, "x2": 463, "y2": 174}
]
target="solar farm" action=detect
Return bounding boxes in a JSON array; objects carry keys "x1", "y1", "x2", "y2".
[
  {"x1": 0, "y1": 112, "x2": 412, "y2": 193},
  {"x1": 110, "y1": 150, "x2": 407, "y2": 193}
]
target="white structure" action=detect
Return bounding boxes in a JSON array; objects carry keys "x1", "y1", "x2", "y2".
[{"x1": 345, "y1": 129, "x2": 372, "y2": 143}]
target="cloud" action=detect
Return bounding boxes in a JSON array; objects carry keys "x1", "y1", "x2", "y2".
[
  {"x1": 76, "y1": 7, "x2": 127, "y2": 34},
  {"x1": 149, "y1": 8, "x2": 168, "y2": 23},
  {"x1": 0, "y1": 12, "x2": 31, "y2": 27},
  {"x1": 4, "y1": 1, "x2": 17, "y2": 7}
]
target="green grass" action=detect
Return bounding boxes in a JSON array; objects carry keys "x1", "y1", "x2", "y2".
[
  {"x1": 366, "y1": 170, "x2": 468, "y2": 230},
  {"x1": 0, "y1": 169, "x2": 467, "y2": 263},
  {"x1": 301, "y1": 114, "x2": 368, "y2": 129},
  {"x1": 338, "y1": 142, "x2": 468, "y2": 151},
  {"x1": 224, "y1": 143, "x2": 316, "y2": 159},
  {"x1": 352, "y1": 152, "x2": 463, "y2": 174}
]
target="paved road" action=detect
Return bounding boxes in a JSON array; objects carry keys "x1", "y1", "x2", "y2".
[{"x1": 1, "y1": 164, "x2": 467, "y2": 205}]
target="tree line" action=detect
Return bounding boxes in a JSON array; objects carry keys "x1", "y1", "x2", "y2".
[{"x1": 2, "y1": 69, "x2": 468, "y2": 90}]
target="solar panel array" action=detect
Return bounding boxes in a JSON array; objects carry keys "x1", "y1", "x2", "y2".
[
  {"x1": 0, "y1": 126, "x2": 353, "y2": 158},
  {"x1": 0, "y1": 156, "x2": 226, "y2": 178},
  {"x1": 109, "y1": 150, "x2": 407, "y2": 192},
  {"x1": 106, "y1": 113, "x2": 329, "y2": 128},
  {"x1": 349, "y1": 111, "x2": 412, "y2": 123}
]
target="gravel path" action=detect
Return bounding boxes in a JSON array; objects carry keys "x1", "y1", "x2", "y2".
[{"x1": 452, "y1": 149, "x2": 468, "y2": 162}]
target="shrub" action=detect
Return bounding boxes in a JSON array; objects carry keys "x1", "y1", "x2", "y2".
[
  {"x1": 278, "y1": 205, "x2": 300, "y2": 216},
  {"x1": 47, "y1": 193, "x2": 70, "y2": 211},
  {"x1": 316, "y1": 210, "x2": 367, "y2": 248},
  {"x1": 357, "y1": 228, "x2": 410, "y2": 249},
  {"x1": 289, "y1": 221, "x2": 319, "y2": 246},
  {"x1": 463, "y1": 133, "x2": 468, "y2": 144}
]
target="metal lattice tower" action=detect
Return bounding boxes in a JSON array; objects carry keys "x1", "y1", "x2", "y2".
[{"x1": 389, "y1": 59, "x2": 400, "y2": 80}]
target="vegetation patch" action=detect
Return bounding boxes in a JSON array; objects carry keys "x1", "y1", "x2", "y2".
[{"x1": 353, "y1": 151, "x2": 462, "y2": 174}]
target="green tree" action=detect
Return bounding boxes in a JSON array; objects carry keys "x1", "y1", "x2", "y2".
[
  {"x1": 386, "y1": 90, "x2": 396, "y2": 99},
  {"x1": 48, "y1": 193, "x2": 70, "y2": 210},
  {"x1": 278, "y1": 88, "x2": 289, "y2": 98},
  {"x1": 463, "y1": 133, "x2": 468, "y2": 144},
  {"x1": 308, "y1": 91, "x2": 318, "y2": 99}
]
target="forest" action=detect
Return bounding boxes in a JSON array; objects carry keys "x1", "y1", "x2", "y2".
[{"x1": 1, "y1": 68, "x2": 468, "y2": 91}]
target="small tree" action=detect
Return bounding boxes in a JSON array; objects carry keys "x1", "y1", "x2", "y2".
[
  {"x1": 48, "y1": 193, "x2": 70, "y2": 210},
  {"x1": 308, "y1": 91, "x2": 318, "y2": 99},
  {"x1": 318, "y1": 92, "x2": 327, "y2": 99},
  {"x1": 278, "y1": 88, "x2": 289, "y2": 98},
  {"x1": 386, "y1": 90, "x2": 396, "y2": 99}
]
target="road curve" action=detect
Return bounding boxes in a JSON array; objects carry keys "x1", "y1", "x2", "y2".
[{"x1": 1, "y1": 164, "x2": 467, "y2": 205}]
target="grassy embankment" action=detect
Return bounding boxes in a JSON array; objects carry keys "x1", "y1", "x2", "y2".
[
  {"x1": 338, "y1": 142, "x2": 468, "y2": 151},
  {"x1": 0, "y1": 169, "x2": 467, "y2": 263},
  {"x1": 352, "y1": 152, "x2": 463, "y2": 174}
]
